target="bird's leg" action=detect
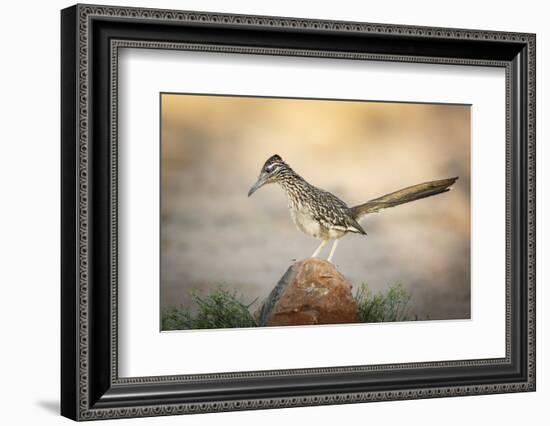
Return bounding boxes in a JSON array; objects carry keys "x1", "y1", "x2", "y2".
[
  {"x1": 327, "y1": 240, "x2": 339, "y2": 263},
  {"x1": 311, "y1": 240, "x2": 328, "y2": 258}
]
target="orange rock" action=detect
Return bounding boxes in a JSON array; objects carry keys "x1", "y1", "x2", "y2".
[{"x1": 258, "y1": 258, "x2": 358, "y2": 326}]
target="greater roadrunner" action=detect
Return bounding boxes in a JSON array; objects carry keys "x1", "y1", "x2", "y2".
[{"x1": 248, "y1": 155, "x2": 458, "y2": 262}]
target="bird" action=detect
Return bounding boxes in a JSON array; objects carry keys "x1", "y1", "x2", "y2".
[{"x1": 248, "y1": 154, "x2": 458, "y2": 262}]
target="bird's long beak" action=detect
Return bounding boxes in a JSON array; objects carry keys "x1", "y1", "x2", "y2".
[{"x1": 248, "y1": 177, "x2": 266, "y2": 197}]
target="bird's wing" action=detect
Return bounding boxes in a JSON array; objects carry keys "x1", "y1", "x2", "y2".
[
  {"x1": 313, "y1": 191, "x2": 367, "y2": 235},
  {"x1": 344, "y1": 216, "x2": 367, "y2": 235}
]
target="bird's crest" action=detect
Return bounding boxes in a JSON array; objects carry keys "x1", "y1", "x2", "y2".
[{"x1": 262, "y1": 154, "x2": 286, "y2": 172}]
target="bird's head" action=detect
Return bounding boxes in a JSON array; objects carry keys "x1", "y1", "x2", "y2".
[{"x1": 248, "y1": 154, "x2": 289, "y2": 197}]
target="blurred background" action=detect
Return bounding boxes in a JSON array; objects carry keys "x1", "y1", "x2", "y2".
[{"x1": 160, "y1": 94, "x2": 470, "y2": 321}]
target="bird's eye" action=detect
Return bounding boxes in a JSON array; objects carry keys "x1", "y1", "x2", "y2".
[{"x1": 265, "y1": 164, "x2": 275, "y2": 173}]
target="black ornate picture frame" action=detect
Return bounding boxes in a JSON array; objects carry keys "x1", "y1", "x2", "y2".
[{"x1": 61, "y1": 4, "x2": 536, "y2": 421}]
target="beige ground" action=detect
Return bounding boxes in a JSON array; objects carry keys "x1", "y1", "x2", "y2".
[{"x1": 160, "y1": 94, "x2": 471, "y2": 320}]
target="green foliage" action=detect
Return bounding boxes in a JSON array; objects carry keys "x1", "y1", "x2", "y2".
[
  {"x1": 161, "y1": 305, "x2": 195, "y2": 331},
  {"x1": 354, "y1": 282, "x2": 413, "y2": 323},
  {"x1": 162, "y1": 282, "x2": 415, "y2": 331},
  {"x1": 161, "y1": 286, "x2": 258, "y2": 331}
]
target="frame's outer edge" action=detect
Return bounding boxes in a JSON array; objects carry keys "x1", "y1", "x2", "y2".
[
  {"x1": 79, "y1": 2, "x2": 534, "y2": 42},
  {"x1": 526, "y1": 33, "x2": 536, "y2": 391},
  {"x1": 60, "y1": 3, "x2": 536, "y2": 421},
  {"x1": 61, "y1": 4, "x2": 79, "y2": 422}
]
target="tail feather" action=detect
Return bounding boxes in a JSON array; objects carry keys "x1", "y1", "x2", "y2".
[{"x1": 350, "y1": 177, "x2": 459, "y2": 221}]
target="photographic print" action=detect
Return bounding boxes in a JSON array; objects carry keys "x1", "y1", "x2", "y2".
[{"x1": 160, "y1": 93, "x2": 471, "y2": 331}]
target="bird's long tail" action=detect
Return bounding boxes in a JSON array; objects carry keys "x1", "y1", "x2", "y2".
[{"x1": 350, "y1": 177, "x2": 459, "y2": 221}]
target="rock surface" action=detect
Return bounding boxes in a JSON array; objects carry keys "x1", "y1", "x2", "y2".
[{"x1": 257, "y1": 258, "x2": 358, "y2": 326}]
